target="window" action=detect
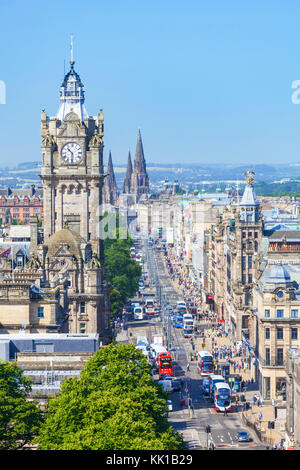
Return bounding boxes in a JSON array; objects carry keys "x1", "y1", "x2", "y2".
[
  {"x1": 277, "y1": 348, "x2": 284, "y2": 366},
  {"x1": 255, "y1": 232, "x2": 258, "y2": 239},
  {"x1": 248, "y1": 274, "x2": 252, "y2": 283},
  {"x1": 37, "y1": 306, "x2": 44, "y2": 318},
  {"x1": 265, "y1": 328, "x2": 270, "y2": 339},
  {"x1": 265, "y1": 309, "x2": 270, "y2": 318},
  {"x1": 264, "y1": 376, "x2": 270, "y2": 400},
  {"x1": 291, "y1": 309, "x2": 298, "y2": 318},
  {"x1": 242, "y1": 274, "x2": 246, "y2": 285},
  {"x1": 265, "y1": 348, "x2": 270, "y2": 366},
  {"x1": 248, "y1": 255, "x2": 252, "y2": 268},
  {"x1": 17, "y1": 256, "x2": 23, "y2": 268},
  {"x1": 242, "y1": 256, "x2": 246, "y2": 269},
  {"x1": 292, "y1": 328, "x2": 298, "y2": 340},
  {"x1": 80, "y1": 302, "x2": 86, "y2": 314},
  {"x1": 248, "y1": 232, "x2": 252, "y2": 237},
  {"x1": 277, "y1": 309, "x2": 284, "y2": 318},
  {"x1": 242, "y1": 232, "x2": 246, "y2": 238},
  {"x1": 79, "y1": 323, "x2": 86, "y2": 333},
  {"x1": 277, "y1": 327, "x2": 283, "y2": 340}
]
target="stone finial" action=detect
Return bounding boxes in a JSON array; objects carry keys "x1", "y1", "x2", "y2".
[
  {"x1": 26, "y1": 253, "x2": 41, "y2": 270},
  {"x1": 89, "y1": 130, "x2": 102, "y2": 148},
  {"x1": 87, "y1": 252, "x2": 101, "y2": 269}
]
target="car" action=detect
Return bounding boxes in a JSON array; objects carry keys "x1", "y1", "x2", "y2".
[
  {"x1": 160, "y1": 374, "x2": 172, "y2": 381},
  {"x1": 174, "y1": 321, "x2": 184, "y2": 328},
  {"x1": 201, "y1": 379, "x2": 210, "y2": 392},
  {"x1": 237, "y1": 430, "x2": 251, "y2": 442}
]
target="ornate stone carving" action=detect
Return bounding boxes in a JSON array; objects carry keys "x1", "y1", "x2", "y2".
[
  {"x1": 41, "y1": 131, "x2": 56, "y2": 148},
  {"x1": 87, "y1": 252, "x2": 101, "y2": 268},
  {"x1": 89, "y1": 130, "x2": 102, "y2": 148},
  {"x1": 26, "y1": 253, "x2": 41, "y2": 270}
]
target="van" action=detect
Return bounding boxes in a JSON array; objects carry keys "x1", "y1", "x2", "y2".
[
  {"x1": 133, "y1": 306, "x2": 143, "y2": 320},
  {"x1": 159, "y1": 379, "x2": 173, "y2": 393}
]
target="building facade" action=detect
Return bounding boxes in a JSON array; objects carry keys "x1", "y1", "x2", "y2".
[{"x1": 0, "y1": 59, "x2": 112, "y2": 343}]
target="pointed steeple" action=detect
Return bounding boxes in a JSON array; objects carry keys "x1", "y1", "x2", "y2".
[
  {"x1": 133, "y1": 129, "x2": 147, "y2": 173},
  {"x1": 103, "y1": 151, "x2": 118, "y2": 205},
  {"x1": 130, "y1": 130, "x2": 149, "y2": 199},
  {"x1": 123, "y1": 151, "x2": 133, "y2": 193}
]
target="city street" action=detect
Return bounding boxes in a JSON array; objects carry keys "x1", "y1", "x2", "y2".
[{"x1": 119, "y1": 240, "x2": 266, "y2": 450}]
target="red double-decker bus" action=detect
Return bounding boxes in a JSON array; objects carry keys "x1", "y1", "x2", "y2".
[{"x1": 157, "y1": 352, "x2": 173, "y2": 378}]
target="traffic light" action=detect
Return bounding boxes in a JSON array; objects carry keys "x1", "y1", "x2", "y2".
[{"x1": 268, "y1": 421, "x2": 275, "y2": 429}]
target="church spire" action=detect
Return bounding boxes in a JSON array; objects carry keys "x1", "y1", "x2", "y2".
[
  {"x1": 133, "y1": 129, "x2": 147, "y2": 173},
  {"x1": 123, "y1": 151, "x2": 133, "y2": 193},
  {"x1": 130, "y1": 130, "x2": 150, "y2": 199},
  {"x1": 104, "y1": 151, "x2": 118, "y2": 206}
]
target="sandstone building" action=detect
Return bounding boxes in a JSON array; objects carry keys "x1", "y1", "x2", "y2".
[{"x1": 0, "y1": 59, "x2": 111, "y2": 343}]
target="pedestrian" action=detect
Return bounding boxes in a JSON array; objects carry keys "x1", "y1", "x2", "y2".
[
  {"x1": 253, "y1": 395, "x2": 257, "y2": 406},
  {"x1": 187, "y1": 363, "x2": 190, "y2": 372}
]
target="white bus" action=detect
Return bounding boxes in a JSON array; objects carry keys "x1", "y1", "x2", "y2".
[
  {"x1": 133, "y1": 306, "x2": 144, "y2": 320},
  {"x1": 209, "y1": 374, "x2": 225, "y2": 395},
  {"x1": 213, "y1": 382, "x2": 231, "y2": 412},
  {"x1": 197, "y1": 351, "x2": 214, "y2": 376}
]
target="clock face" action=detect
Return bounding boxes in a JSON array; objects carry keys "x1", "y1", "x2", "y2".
[{"x1": 61, "y1": 142, "x2": 82, "y2": 163}]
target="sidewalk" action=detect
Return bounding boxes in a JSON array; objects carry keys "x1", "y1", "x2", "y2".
[
  {"x1": 159, "y1": 244, "x2": 290, "y2": 447},
  {"x1": 195, "y1": 320, "x2": 285, "y2": 447}
]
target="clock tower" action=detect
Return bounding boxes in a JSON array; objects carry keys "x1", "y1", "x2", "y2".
[
  {"x1": 41, "y1": 60, "x2": 105, "y2": 259},
  {"x1": 37, "y1": 59, "x2": 111, "y2": 341}
]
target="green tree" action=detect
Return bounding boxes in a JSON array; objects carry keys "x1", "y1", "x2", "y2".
[
  {"x1": 36, "y1": 344, "x2": 185, "y2": 450},
  {"x1": 0, "y1": 361, "x2": 43, "y2": 450},
  {"x1": 103, "y1": 213, "x2": 141, "y2": 318}
]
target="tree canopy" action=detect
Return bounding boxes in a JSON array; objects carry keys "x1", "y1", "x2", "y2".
[
  {"x1": 0, "y1": 361, "x2": 43, "y2": 450},
  {"x1": 103, "y1": 212, "x2": 141, "y2": 318},
  {"x1": 36, "y1": 344, "x2": 185, "y2": 450}
]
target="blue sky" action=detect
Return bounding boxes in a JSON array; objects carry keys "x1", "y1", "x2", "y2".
[{"x1": 1, "y1": 0, "x2": 300, "y2": 167}]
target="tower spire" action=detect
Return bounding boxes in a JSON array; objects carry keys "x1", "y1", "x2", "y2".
[
  {"x1": 57, "y1": 40, "x2": 89, "y2": 122},
  {"x1": 131, "y1": 130, "x2": 149, "y2": 198},
  {"x1": 104, "y1": 151, "x2": 118, "y2": 205},
  {"x1": 123, "y1": 151, "x2": 133, "y2": 193}
]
